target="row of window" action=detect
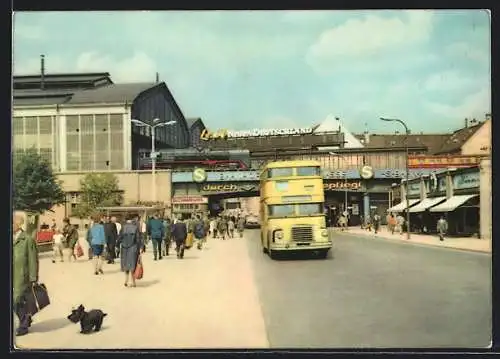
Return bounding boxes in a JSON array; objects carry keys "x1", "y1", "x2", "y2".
[
  {"x1": 268, "y1": 203, "x2": 323, "y2": 217},
  {"x1": 250, "y1": 152, "x2": 412, "y2": 170}
]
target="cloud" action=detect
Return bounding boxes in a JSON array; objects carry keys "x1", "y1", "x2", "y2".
[
  {"x1": 12, "y1": 23, "x2": 45, "y2": 40},
  {"x1": 75, "y1": 52, "x2": 157, "y2": 83},
  {"x1": 12, "y1": 55, "x2": 68, "y2": 75},
  {"x1": 423, "y1": 70, "x2": 485, "y2": 92},
  {"x1": 424, "y1": 87, "x2": 491, "y2": 119},
  {"x1": 445, "y1": 42, "x2": 490, "y2": 65},
  {"x1": 306, "y1": 10, "x2": 434, "y2": 72}
]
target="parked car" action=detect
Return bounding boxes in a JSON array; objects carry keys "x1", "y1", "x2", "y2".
[{"x1": 245, "y1": 214, "x2": 260, "y2": 229}]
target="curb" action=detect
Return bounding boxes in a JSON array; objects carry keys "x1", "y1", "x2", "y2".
[{"x1": 334, "y1": 230, "x2": 491, "y2": 254}]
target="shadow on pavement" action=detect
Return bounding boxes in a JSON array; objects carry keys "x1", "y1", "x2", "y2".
[
  {"x1": 30, "y1": 317, "x2": 71, "y2": 333},
  {"x1": 273, "y1": 251, "x2": 330, "y2": 261},
  {"x1": 136, "y1": 279, "x2": 160, "y2": 287}
]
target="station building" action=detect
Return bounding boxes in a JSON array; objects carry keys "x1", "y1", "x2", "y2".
[{"x1": 13, "y1": 70, "x2": 193, "y2": 224}]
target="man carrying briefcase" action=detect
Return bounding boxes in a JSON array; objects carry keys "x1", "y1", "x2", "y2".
[{"x1": 13, "y1": 212, "x2": 40, "y2": 337}]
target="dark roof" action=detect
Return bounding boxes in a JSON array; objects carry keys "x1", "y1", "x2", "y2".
[
  {"x1": 13, "y1": 83, "x2": 158, "y2": 106},
  {"x1": 433, "y1": 122, "x2": 484, "y2": 154},
  {"x1": 13, "y1": 73, "x2": 113, "y2": 91},
  {"x1": 185, "y1": 117, "x2": 205, "y2": 130},
  {"x1": 69, "y1": 83, "x2": 156, "y2": 104},
  {"x1": 355, "y1": 134, "x2": 449, "y2": 153}
]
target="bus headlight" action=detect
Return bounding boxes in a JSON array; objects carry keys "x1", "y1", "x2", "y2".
[
  {"x1": 321, "y1": 229, "x2": 329, "y2": 237},
  {"x1": 274, "y1": 230, "x2": 284, "y2": 240}
]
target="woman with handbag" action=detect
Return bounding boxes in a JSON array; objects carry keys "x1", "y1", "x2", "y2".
[{"x1": 119, "y1": 213, "x2": 144, "y2": 287}]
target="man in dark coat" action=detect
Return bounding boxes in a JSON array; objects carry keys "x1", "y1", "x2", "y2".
[
  {"x1": 171, "y1": 218, "x2": 188, "y2": 259},
  {"x1": 104, "y1": 216, "x2": 118, "y2": 264},
  {"x1": 148, "y1": 214, "x2": 165, "y2": 261}
]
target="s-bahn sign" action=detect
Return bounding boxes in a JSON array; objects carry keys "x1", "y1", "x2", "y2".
[{"x1": 172, "y1": 168, "x2": 450, "y2": 183}]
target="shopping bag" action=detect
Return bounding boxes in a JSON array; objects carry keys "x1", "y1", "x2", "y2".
[
  {"x1": 133, "y1": 255, "x2": 143, "y2": 280},
  {"x1": 185, "y1": 233, "x2": 193, "y2": 249},
  {"x1": 25, "y1": 283, "x2": 50, "y2": 316},
  {"x1": 75, "y1": 243, "x2": 84, "y2": 257}
]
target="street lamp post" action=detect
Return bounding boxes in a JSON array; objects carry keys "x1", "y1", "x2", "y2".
[
  {"x1": 380, "y1": 117, "x2": 411, "y2": 240},
  {"x1": 131, "y1": 118, "x2": 177, "y2": 202},
  {"x1": 329, "y1": 152, "x2": 348, "y2": 220}
]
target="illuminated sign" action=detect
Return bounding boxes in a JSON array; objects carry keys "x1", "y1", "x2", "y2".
[
  {"x1": 200, "y1": 129, "x2": 229, "y2": 141},
  {"x1": 171, "y1": 168, "x2": 450, "y2": 183},
  {"x1": 200, "y1": 183, "x2": 258, "y2": 193},
  {"x1": 200, "y1": 127, "x2": 313, "y2": 140},
  {"x1": 171, "y1": 196, "x2": 208, "y2": 204},
  {"x1": 192, "y1": 168, "x2": 207, "y2": 183},
  {"x1": 408, "y1": 155, "x2": 481, "y2": 168},
  {"x1": 324, "y1": 181, "x2": 363, "y2": 191},
  {"x1": 359, "y1": 165, "x2": 374, "y2": 180}
]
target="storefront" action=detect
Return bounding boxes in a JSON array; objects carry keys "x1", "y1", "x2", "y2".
[
  {"x1": 390, "y1": 167, "x2": 481, "y2": 236},
  {"x1": 429, "y1": 167, "x2": 480, "y2": 236}
]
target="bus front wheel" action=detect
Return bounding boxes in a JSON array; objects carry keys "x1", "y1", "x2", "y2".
[{"x1": 261, "y1": 233, "x2": 268, "y2": 253}]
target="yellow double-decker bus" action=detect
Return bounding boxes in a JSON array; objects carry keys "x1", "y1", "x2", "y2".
[{"x1": 260, "y1": 160, "x2": 333, "y2": 259}]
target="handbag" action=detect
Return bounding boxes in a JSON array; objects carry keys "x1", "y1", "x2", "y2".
[
  {"x1": 24, "y1": 283, "x2": 50, "y2": 316},
  {"x1": 185, "y1": 233, "x2": 193, "y2": 249},
  {"x1": 133, "y1": 255, "x2": 143, "y2": 280},
  {"x1": 75, "y1": 243, "x2": 84, "y2": 257}
]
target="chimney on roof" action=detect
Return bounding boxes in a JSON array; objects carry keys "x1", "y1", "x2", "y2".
[
  {"x1": 40, "y1": 54, "x2": 45, "y2": 90},
  {"x1": 363, "y1": 123, "x2": 369, "y2": 144},
  {"x1": 464, "y1": 118, "x2": 468, "y2": 128},
  {"x1": 155, "y1": 72, "x2": 159, "y2": 83}
]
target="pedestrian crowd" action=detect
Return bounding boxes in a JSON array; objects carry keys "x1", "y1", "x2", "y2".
[{"x1": 13, "y1": 210, "x2": 248, "y2": 337}]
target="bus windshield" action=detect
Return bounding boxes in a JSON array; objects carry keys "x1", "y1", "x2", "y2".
[
  {"x1": 297, "y1": 203, "x2": 323, "y2": 215},
  {"x1": 268, "y1": 166, "x2": 321, "y2": 178},
  {"x1": 268, "y1": 167, "x2": 294, "y2": 178},
  {"x1": 296, "y1": 167, "x2": 321, "y2": 176},
  {"x1": 268, "y1": 203, "x2": 324, "y2": 217}
]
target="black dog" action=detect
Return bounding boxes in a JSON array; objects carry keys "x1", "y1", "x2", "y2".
[{"x1": 67, "y1": 304, "x2": 107, "y2": 334}]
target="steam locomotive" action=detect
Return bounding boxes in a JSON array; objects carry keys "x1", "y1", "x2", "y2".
[{"x1": 137, "y1": 148, "x2": 251, "y2": 170}]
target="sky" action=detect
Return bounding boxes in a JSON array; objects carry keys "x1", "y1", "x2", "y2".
[{"x1": 13, "y1": 10, "x2": 491, "y2": 134}]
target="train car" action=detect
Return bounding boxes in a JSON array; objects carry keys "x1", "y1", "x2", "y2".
[{"x1": 137, "y1": 148, "x2": 251, "y2": 170}]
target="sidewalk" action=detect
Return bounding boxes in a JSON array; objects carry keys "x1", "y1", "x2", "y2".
[
  {"x1": 14, "y1": 236, "x2": 269, "y2": 349},
  {"x1": 334, "y1": 226, "x2": 491, "y2": 254}
]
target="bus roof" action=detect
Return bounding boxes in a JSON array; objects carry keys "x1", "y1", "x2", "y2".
[{"x1": 263, "y1": 160, "x2": 321, "y2": 169}]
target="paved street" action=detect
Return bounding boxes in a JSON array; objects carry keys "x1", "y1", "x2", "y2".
[
  {"x1": 246, "y1": 230, "x2": 491, "y2": 348},
  {"x1": 15, "y1": 230, "x2": 491, "y2": 349}
]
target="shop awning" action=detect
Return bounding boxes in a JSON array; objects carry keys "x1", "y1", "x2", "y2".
[
  {"x1": 387, "y1": 199, "x2": 420, "y2": 213},
  {"x1": 429, "y1": 194, "x2": 479, "y2": 212},
  {"x1": 408, "y1": 197, "x2": 447, "y2": 213}
]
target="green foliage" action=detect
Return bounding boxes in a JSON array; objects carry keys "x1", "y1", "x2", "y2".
[
  {"x1": 13, "y1": 148, "x2": 65, "y2": 214},
  {"x1": 73, "y1": 173, "x2": 123, "y2": 218}
]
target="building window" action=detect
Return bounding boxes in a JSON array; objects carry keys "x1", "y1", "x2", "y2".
[
  {"x1": 65, "y1": 113, "x2": 126, "y2": 172},
  {"x1": 13, "y1": 116, "x2": 56, "y2": 167}
]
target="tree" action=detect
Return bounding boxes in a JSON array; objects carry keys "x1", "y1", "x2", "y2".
[
  {"x1": 13, "y1": 148, "x2": 65, "y2": 214},
  {"x1": 73, "y1": 173, "x2": 123, "y2": 218}
]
